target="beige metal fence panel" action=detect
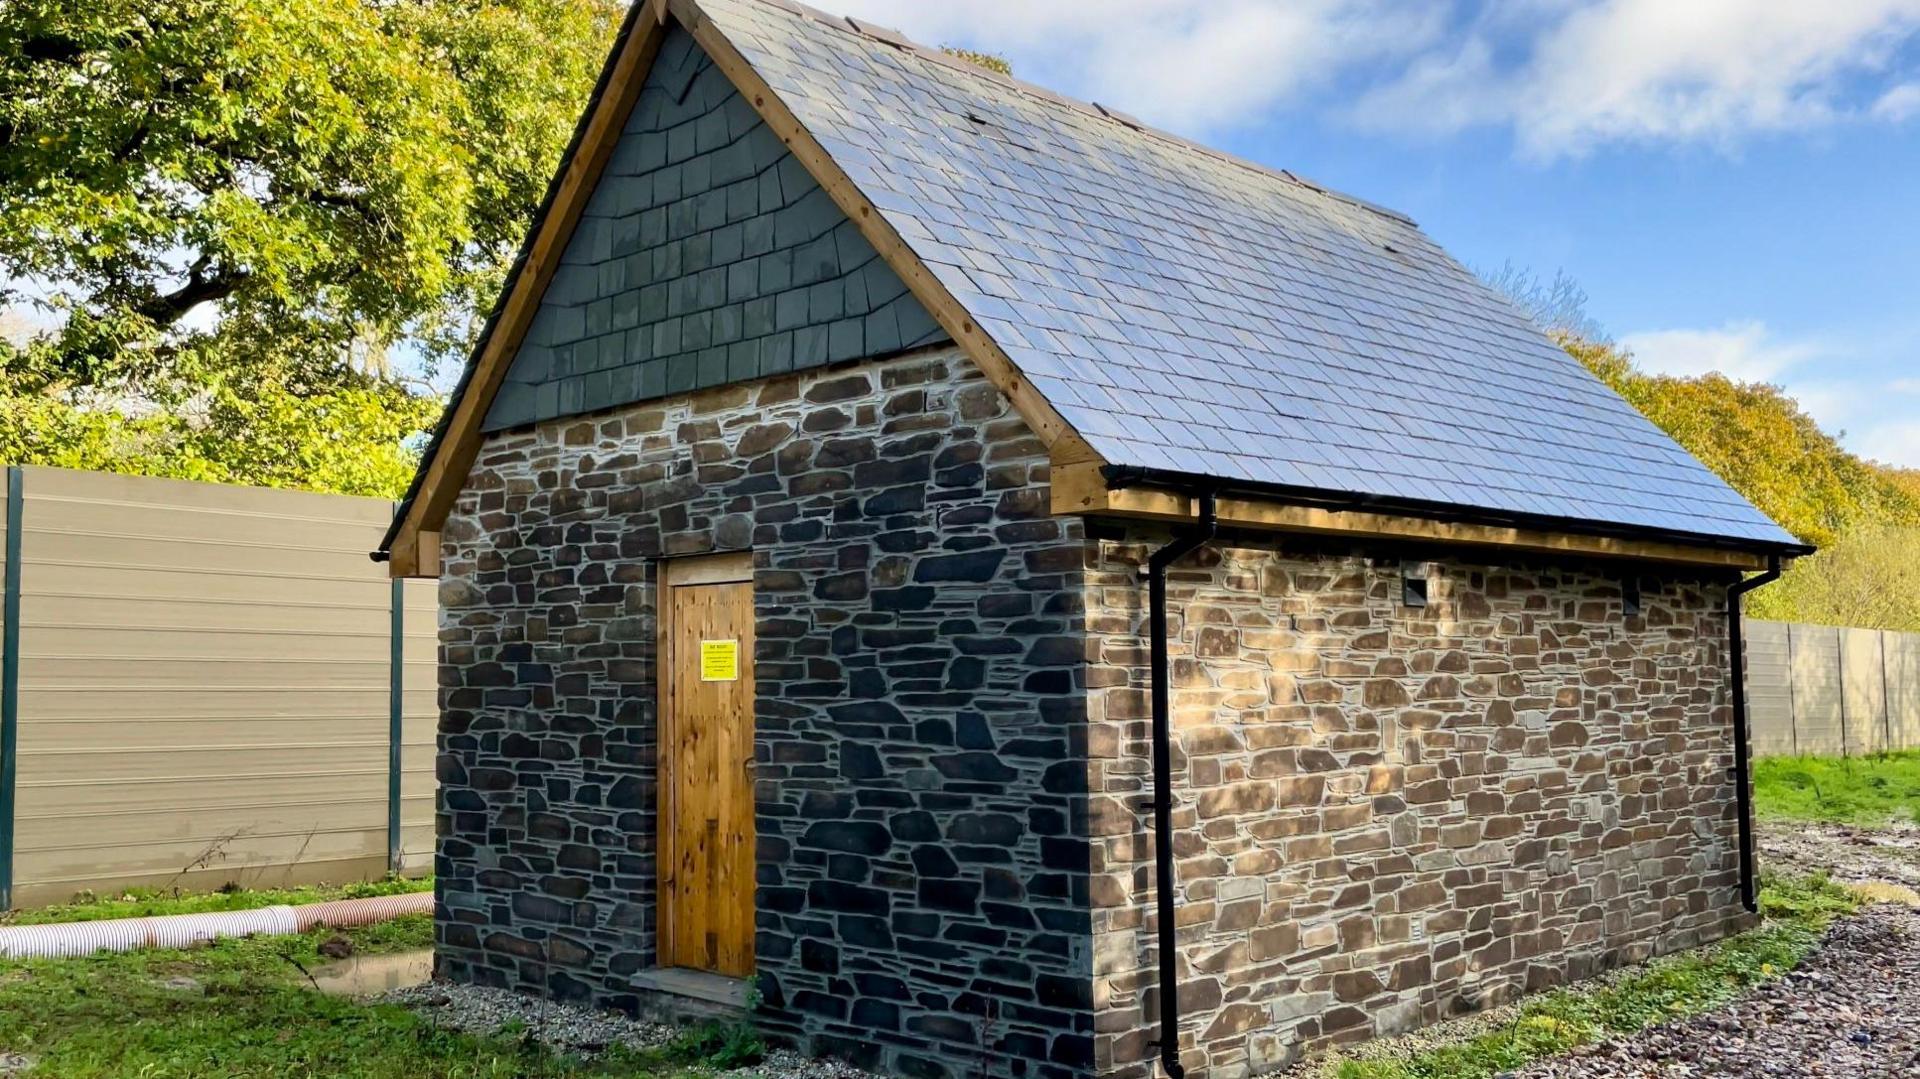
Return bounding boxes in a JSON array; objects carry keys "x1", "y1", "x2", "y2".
[
  {"x1": 399, "y1": 578, "x2": 438, "y2": 873},
  {"x1": 6, "y1": 467, "x2": 433, "y2": 907},
  {"x1": 1891, "y1": 633, "x2": 1920, "y2": 751},
  {"x1": 1842, "y1": 627, "x2": 1889, "y2": 756},
  {"x1": 1787, "y1": 624, "x2": 1845, "y2": 756},
  {"x1": 1748, "y1": 619, "x2": 1920, "y2": 757},
  {"x1": 1744, "y1": 620, "x2": 1795, "y2": 755}
]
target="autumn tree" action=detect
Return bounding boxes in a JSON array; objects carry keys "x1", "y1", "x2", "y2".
[
  {"x1": 1561, "y1": 335, "x2": 1920, "y2": 549},
  {"x1": 1553, "y1": 334, "x2": 1920, "y2": 631}
]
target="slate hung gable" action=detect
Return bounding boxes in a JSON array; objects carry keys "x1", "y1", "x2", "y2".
[{"x1": 485, "y1": 26, "x2": 946, "y2": 432}]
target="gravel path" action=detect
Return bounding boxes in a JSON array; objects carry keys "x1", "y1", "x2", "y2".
[
  {"x1": 1514, "y1": 903, "x2": 1920, "y2": 1078},
  {"x1": 1761, "y1": 820, "x2": 1920, "y2": 888},
  {"x1": 385, "y1": 981, "x2": 882, "y2": 1079}
]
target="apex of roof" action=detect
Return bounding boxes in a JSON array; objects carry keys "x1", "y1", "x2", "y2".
[{"x1": 378, "y1": 0, "x2": 1807, "y2": 570}]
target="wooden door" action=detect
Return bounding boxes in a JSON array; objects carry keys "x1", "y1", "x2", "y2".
[{"x1": 658, "y1": 553, "x2": 755, "y2": 977}]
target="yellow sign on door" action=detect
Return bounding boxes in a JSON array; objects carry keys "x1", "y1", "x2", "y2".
[{"x1": 699, "y1": 639, "x2": 740, "y2": 681}]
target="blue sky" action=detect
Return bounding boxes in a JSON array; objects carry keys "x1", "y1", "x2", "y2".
[{"x1": 838, "y1": 0, "x2": 1920, "y2": 467}]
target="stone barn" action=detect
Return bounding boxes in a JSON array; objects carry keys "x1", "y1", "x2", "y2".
[{"x1": 376, "y1": 1, "x2": 1811, "y2": 1076}]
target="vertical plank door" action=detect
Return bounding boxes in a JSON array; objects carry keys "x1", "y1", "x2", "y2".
[{"x1": 659, "y1": 555, "x2": 755, "y2": 977}]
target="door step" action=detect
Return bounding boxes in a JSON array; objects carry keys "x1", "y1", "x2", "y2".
[{"x1": 633, "y1": 966, "x2": 750, "y2": 1009}]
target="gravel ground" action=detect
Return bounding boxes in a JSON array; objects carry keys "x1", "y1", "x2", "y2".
[
  {"x1": 1513, "y1": 903, "x2": 1920, "y2": 1078},
  {"x1": 383, "y1": 823, "x2": 1920, "y2": 1079},
  {"x1": 385, "y1": 981, "x2": 882, "y2": 1079},
  {"x1": 1761, "y1": 820, "x2": 1920, "y2": 888}
]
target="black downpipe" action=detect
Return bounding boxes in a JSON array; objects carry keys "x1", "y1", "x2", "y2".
[
  {"x1": 1727, "y1": 555, "x2": 1782, "y2": 913},
  {"x1": 1145, "y1": 490, "x2": 1217, "y2": 1079}
]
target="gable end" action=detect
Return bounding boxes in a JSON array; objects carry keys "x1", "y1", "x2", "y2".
[{"x1": 483, "y1": 25, "x2": 947, "y2": 432}]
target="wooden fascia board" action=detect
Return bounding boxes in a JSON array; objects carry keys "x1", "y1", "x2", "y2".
[
  {"x1": 669, "y1": 0, "x2": 1094, "y2": 464},
  {"x1": 1051, "y1": 458, "x2": 1771, "y2": 572},
  {"x1": 384, "y1": 3, "x2": 670, "y2": 577}
]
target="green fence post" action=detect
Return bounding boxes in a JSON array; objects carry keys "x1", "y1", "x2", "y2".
[
  {"x1": 388, "y1": 576, "x2": 404, "y2": 875},
  {"x1": 1, "y1": 466, "x2": 23, "y2": 909}
]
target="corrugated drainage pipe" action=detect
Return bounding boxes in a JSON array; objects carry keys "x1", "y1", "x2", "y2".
[{"x1": 0, "y1": 891, "x2": 433, "y2": 960}]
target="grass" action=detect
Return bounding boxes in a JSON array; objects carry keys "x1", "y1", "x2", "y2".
[
  {"x1": 1754, "y1": 750, "x2": 1920, "y2": 826},
  {"x1": 1326, "y1": 874, "x2": 1862, "y2": 1079},
  {"x1": 0, "y1": 910, "x2": 765, "y2": 1078},
  {"x1": 2, "y1": 876, "x2": 434, "y2": 927}
]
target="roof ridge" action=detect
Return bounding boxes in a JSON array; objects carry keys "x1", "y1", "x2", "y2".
[{"x1": 741, "y1": 0, "x2": 1417, "y2": 228}]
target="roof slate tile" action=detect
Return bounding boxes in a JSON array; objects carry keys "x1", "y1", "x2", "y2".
[{"x1": 696, "y1": 3, "x2": 1797, "y2": 547}]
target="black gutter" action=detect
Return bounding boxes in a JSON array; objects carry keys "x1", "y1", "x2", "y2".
[
  {"x1": 374, "y1": 0, "x2": 652, "y2": 562},
  {"x1": 1101, "y1": 464, "x2": 1814, "y2": 562},
  {"x1": 1144, "y1": 489, "x2": 1217, "y2": 1079},
  {"x1": 1727, "y1": 554, "x2": 1782, "y2": 913}
]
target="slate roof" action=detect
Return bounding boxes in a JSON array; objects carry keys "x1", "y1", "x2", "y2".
[{"x1": 695, "y1": 0, "x2": 1802, "y2": 551}]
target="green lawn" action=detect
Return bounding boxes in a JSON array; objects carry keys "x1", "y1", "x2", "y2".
[
  {"x1": 2, "y1": 876, "x2": 434, "y2": 927},
  {"x1": 1323, "y1": 874, "x2": 1862, "y2": 1079},
  {"x1": 1754, "y1": 750, "x2": 1920, "y2": 826},
  {"x1": 0, "y1": 911, "x2": 760, "y2": 1077}
]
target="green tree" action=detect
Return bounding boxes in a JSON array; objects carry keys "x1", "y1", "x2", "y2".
[
  {"x1": 0, "y1": 0, "x2": 620, "y2": 497},
  {"x1": 1745, "y1": 526, "x2": 1920, "y2": 629},
  {"x1": 0, "y1": 374, "x2": 441, "y2": 498},
  {"x1": 1, "y1": 0, "x2": 618, "y2": 375}
]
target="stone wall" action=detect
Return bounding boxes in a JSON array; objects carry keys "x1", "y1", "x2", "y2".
[
  {"x1": 435, "y1": 345, "x2": 1094, "y2": 1079},
  {"x1": 1082, "y1": 540, "x2": 1749, "y2": 1078}
]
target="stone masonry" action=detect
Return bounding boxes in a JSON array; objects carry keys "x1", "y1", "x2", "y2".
[
  {"x1": 1083, "y1": 540, "x2": 1751, "y2": 1077},
  {"x1": 435, "y1": 345, "x2": 1095, "y2": 1079},
  {"x1": 434, "y1": 341, "x2": 1754, "y2": 1079}
]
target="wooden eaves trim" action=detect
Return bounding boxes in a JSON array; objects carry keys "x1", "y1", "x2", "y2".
[
  {"x1": 385, "y1": 0, "x2": 1098, "y2": 577},
  {"x1": 1049, "y1": 457, "x2": 1773, "y2": 572}
]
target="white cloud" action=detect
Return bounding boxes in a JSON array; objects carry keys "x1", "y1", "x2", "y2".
[
  {"x1": 824, "y1": 0, "x2": 1920, "y2": 153},
  {"x1": 1619, "y1": 321, "x2": 1821, "y2": 382},
  {"x1": 1614, "y1": 322, "x2": 1920, "y2": 467},
  {"x1": 1357, "y1": 0, "x2": 1920, "y2": 156},
  {"x1": 1874, "y1": 81, "x2": 1920, "y2": 120},
  {"x1": 1858, "y1": 382, "x2": 1920, "y2": 466},
  {"x1": 824, "y1": 0, "x2": 1445, "y2": 134},
  {"x1": 1856, "y1": 421, "x2": 1920, "y2": 467}
]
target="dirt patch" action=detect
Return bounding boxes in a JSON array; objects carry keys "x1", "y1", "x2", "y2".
[
  {"x1": 1760, "y1": 820, "x2": 1920, "y2": 887},
  {"x1": 1516, "y1": 903, "x2": 1920, "y2": 1078}
]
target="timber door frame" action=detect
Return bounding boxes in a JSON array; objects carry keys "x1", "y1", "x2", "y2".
[{"x1": 655, "y1": 550, "x2": 755, "y2": 975}]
